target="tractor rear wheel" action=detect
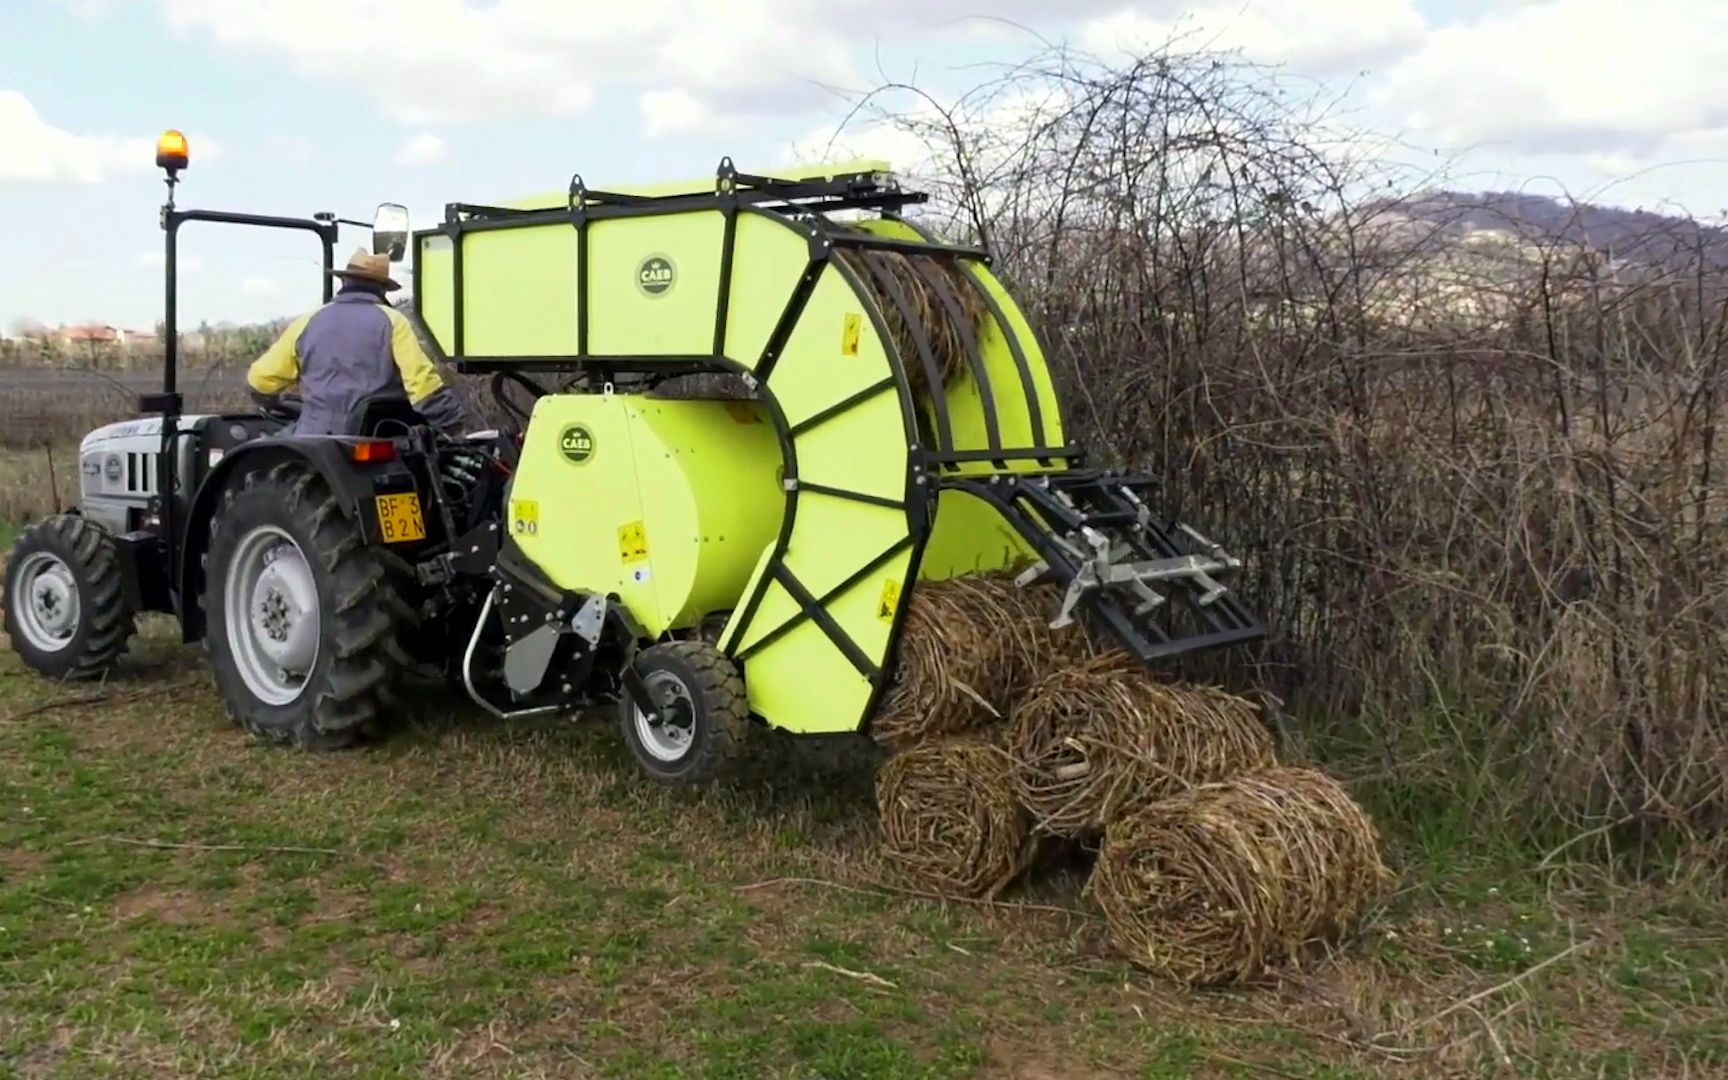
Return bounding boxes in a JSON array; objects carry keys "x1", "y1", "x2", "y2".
[
  {"x1": 619, "y1": 640, "x2": 750, "y2": 785},
  {"x1": 4, "y1": 515, "x2": 136, "y2": 680},
  {"x1": 204, "y1": 464, "x2": 412, "y2": 750}
]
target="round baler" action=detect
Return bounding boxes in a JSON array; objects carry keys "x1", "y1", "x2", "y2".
[{"x1": 415, "y1": 159, "x2": 1262, "y2": 752}]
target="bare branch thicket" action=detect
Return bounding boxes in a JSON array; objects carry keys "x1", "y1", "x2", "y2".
[{"x1": 846, "y1": 45, "x2": 1728, "y2": 840}]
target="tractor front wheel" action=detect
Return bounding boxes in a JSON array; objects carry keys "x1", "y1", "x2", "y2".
[
  {"x1": 3, "y1": 515, "x2": 136, "y2": 680},
  {"x1": 618, "y1": 641, "x2": 750, "y2": 785},
  {"x1": 204, "y1": 464, "x2": 412, "y2": 750}
]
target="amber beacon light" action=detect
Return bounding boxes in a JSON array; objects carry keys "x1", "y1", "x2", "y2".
[{"x1": 155, "y1": 129, "x2": 189, "y2": 174}]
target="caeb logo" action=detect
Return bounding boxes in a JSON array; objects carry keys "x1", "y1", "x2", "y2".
[
  {"x1": 559, "y1": 424, "x2": 595, "y2": 465},
  {"x1": 636, "y1": 255, "x2": 675, "y2": 297}
]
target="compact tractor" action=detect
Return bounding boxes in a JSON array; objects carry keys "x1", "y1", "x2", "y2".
[{"x1": 2, "y1": 132, "x2": 1261, "y2": 782}]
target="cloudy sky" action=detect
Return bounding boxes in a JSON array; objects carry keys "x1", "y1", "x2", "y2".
[{"x1": 2, "y1": 0, "x2": 1724, "y2": 331}]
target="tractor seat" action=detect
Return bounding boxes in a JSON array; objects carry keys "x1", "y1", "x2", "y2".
[{"x1": 350, "y1": 393, "x2": 425, "y2": 438}]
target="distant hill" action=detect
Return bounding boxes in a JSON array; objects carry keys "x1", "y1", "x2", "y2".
[{"x1": 1366, "y1": 191, "x2": 1728, "y2": 274}]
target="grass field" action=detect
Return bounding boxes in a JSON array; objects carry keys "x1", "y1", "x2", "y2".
[{"x1": 1, "y1": 619, "x2": 1724, "y2": 1078}]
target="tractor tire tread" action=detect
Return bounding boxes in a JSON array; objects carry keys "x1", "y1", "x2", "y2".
[
  {"x1": 4, "y1": 515, "x2": 137, "y2": 681},
  {"x1": 206, "y1": 465, "x2": 410, "y2": 750}
]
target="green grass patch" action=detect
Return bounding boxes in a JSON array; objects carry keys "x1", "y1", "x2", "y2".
[{"x1": 0, "y1": 623, "x2": 1721, "y2": 1077}]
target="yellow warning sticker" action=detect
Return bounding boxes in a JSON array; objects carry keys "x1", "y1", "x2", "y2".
[
  {"x1": 842, "y1": 312, "x2": 862, "y2": 357},
  {"x1": 618, "y1": 520, "x2": 649, "y2": 564},
  {"x1": 877, "y1": 578, "x2": 901, "y2": 623},
  {"x1": 511, "y1": 499, "x2": 540, "y2": 537}
]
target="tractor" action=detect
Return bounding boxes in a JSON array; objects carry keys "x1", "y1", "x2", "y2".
[{"x1": 2, "y1": 132, "x2": 1262, "y2": 783}]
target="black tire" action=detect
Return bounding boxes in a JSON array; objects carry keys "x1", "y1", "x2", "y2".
[
  {"x1": 3, "y1": 515, "x2": 136, "y2": 680},
  {"x1": 203, "y1": 463, "x2": 413, "y2": 750},
  {"x1": 618, "y1": 640, "x2": 750, "y2": 785}
]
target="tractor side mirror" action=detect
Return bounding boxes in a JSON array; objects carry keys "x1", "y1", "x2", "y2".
[{"x1": 373, "y1": 203, "x2": 410, "y2": 263}]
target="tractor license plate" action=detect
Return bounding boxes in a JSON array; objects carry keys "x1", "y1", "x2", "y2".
[{"x1": 374, "y1": 493, "x2": 427, "y2": 544}]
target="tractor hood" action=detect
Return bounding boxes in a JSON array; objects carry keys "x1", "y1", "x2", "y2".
[{"x1": 80, "y1": 415, "x2": 215, "y2": 453}]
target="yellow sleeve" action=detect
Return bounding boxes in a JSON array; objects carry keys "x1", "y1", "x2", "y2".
[
  {"x1": 385, "y1": 308, "x2": 446, "y2": 404},
  {"x1": 247, "y1": 313, "x2": 312, "y2": 396}
]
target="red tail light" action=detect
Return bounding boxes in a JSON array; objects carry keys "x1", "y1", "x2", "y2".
[{"x1": 348, "y1": 440, "x2": 396, "y2": 464}]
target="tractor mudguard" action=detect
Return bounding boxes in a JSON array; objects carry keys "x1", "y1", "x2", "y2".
[
  {"x1": 176, "y1": 437, "x2": 424, "y2": 643},
  {"x1": 113, "y1": 529, "x2": 172, "y2": 614}
]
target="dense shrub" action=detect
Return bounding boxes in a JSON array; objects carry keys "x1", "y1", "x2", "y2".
[{"x1": 854, "y1": 46, "x2": 1728, "y2": 842}]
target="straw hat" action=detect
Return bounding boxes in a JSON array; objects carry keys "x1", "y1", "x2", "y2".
[{"x1": 330, "y1": 248, "x2": 402, "y2": 291}]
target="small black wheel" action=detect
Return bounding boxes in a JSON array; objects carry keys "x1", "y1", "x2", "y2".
[
  {"x1": 618, "y1": 640, "x2": 750, "y2": 784},
  {"x1": 203, "y1": 463, "x2": 414, "y2": 750},
  {"x1": 4, "y1": 515, "x2": 136, "y2": 680}
]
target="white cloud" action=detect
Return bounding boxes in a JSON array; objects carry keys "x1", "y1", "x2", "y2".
[
  {"x1": 241, "y1": 277, "x2": 278, "y2": 296},
  {"x1": 159, "y1": 0, "x2": 593, "y2": 125},
  {"x1": 149, "y1": 0, "x2": 881, "y2": 127},
  {"x1": 640, "y1": 90, "x2": 713, "y2": 139},
  {"x1": 1080, "y1": 0, "x2": 1426, "y2": 73},
  {"x1": 1377, "y1": 0, "x2": 1728, "y2": 154},
  {"x1": 791, "y1": 117, "x2": 933, "y2": 172},
  {"x1": 0, "y1": 90, "x2": 153, "y2": 185},
  {"x1": 394, "y1": 133, "x2": 447, "y2": 166}
]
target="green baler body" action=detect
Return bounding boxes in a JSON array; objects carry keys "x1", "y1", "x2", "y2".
[{"x1": 413, "y1": 162, "x2": 1069, "y2": 735}]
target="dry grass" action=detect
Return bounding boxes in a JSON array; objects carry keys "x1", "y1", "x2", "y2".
[
  {"x1": 875, "y1": 735, "x2": 1031, "y2": 899},
  {"x1": 1008, "y1": 652, "x2": 1278, "y2": 836},
  {"x1": 0, "y1": 446, "x2": 81, "y2": 525},
  {"x1": 0, "y1": 367, "x2": 248, "y2": 449},
  {"x1": 1090, "y1": 766, "x2": 1393, "y2": 987}
]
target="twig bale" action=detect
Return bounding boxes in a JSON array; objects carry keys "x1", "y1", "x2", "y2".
[
  {"x1": 1009, "y1": 653, "x2": 1278, "y2": 835},
  {"x1": 874, "y1": 575, "x2": 1094, "y2": 747},
  {"x1": 836, "y1": 240, "x2": 991, "y2": 393},
  {"x1": 875, "y1": 736, "x2": 1031, "y2": 899},
  {"x1": 1089, "y1": 766, "x2": 1392, "y2": 986}
]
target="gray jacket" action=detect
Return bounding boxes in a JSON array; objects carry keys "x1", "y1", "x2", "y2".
[{"x1": 247, "y1": 290, "x2": 473, "y2": 436}]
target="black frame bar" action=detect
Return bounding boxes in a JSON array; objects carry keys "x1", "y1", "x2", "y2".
[
  {"x1": 739, "y1": 549, "x2": 909, "y2": 678},
  {"x1": 944, "y1": 472, "x2": 1265, "y2": 661},
  {"x1": 152, "y1": 193, "x2": 341, "y2": 606}
]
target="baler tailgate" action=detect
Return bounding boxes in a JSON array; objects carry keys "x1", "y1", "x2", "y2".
[{"x1": 946, "y1": 472, "x2": 1264, "y2": 661}]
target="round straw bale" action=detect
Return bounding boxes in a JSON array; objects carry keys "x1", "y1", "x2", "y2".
[
  {"x1": 876, "y1": 736, "x2": 1030, "y2": 898},
  {"x1": 1089, "y1": 766, "x2": 1392, "y2": 986},
  {"x1": 1009, "y1": 654, "x2": 1276, "y2": 836},
  {"x1": 874, "y1": 575, "x2": 1091, "y2": 746}
]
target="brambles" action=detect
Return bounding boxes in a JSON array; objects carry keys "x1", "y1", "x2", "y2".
[{"x1": 843, "y1": 43, "x2": 1728, "y2": 842}]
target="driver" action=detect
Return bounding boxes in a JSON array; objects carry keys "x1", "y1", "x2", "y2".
[{"x1": 246, "y1": 248, "x2": 476, "y2": 436}]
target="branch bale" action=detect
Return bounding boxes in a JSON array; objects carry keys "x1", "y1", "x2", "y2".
[
  {"x1": 876, "y1": 736, "x2": 1031, "y2": 898},
  {"x1": 1009, "y1": 653, "x2": 1278, "y2": 836},
  {"x1": 874, "y1": 575, "x2": 1096, "y2": 747},
  {"x1": 1089, "y1": 766, "x2": 1393, "y2": 986}
]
